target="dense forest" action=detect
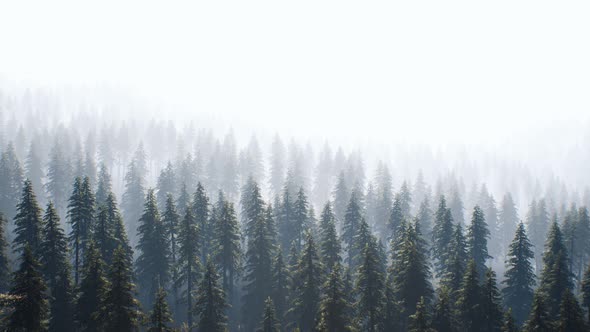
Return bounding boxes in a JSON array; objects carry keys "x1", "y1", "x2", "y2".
[{"x1": 1, "y1": 90, "x2": 590, "y2": 332}]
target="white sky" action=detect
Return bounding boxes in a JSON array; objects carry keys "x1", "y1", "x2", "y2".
[{"x1": 1, "y1": 0, "x2": 589, "y2": 146}]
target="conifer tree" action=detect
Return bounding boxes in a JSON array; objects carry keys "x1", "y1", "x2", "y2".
[
  {"x1": 213, "y1": 199, "x2": 241, "y2": 300},
  {"x1": 176, "y1": 205, "x2": 201, "y2": 328},
  {"x1": 538, "y1": 221, "x2": 572, "y2": 316},
  {"x1": 94, "y1": 204, "x2": 118, "y2": 264},
  {"x1": 176, "y1": 183, "x2": 190, "y2": 216},
  {"x1": 389, "y1": 194, "x2": 405, "y2": 240},
  {"x1": 13, "y1": 179, "x2": 43, "y2": 255},
  {"x1": 501, "y1": 309, "x2": 518, "y2": 332},
  {"x1": 352, "y1": 217, "x2": 373, "y2": 271},
  {"x1": 292, "y1": 187, "x2": 310, "y2": 251},
  {"x1": 277, "y1": 185, "x2": 295, "y2": 253},
  {"x1": 409, "y1": 297, "x2": 435, "y2": 332},
  {"x1": 467, "y1": 205, "x2": 491, "y2": 278},
  {"x1": 162, "y1": 194, "x2": 180, "y2": 313},
  {"x1": 136, "y1": 189, "x2": 170, "y2": 307},
  {"x1": 503, "y1": 222, "x2": 535, "y2": 325},
  {"x1": 192, "y1": 183, "x2": 211, "y2": 262},
  {"x1": 0, "y1": 213, "x2": 10, "y2": 292},
  {"x1": 107, "y1": 192, "x2": 134, "y2": 263},
  {"x1": 272, "y1": 249, "x2": 288, "y2": 331},
  {"x1": 40, "y1": 202, "x2": 75, "y2": 332},
  {"x1": 67, "y1": 176, "x2": 95, "y2": 284},
  {"x1": 499, "y1": 193, "x2": 519, "y2": 253},
  {"x1": 194, "y1": 259, "x2": 228, "y2": 332},
  {"x1": 289, "y1": 232, "x2": 322, "y2": 332},
  {"x1": 77, "y1": 241, "x2": 108, "y2": 331},
  {"x1": 432, "y1": 287, "x2": 454, "y2": 332},
  {"x1": 260, "y1": 297, "x2": 280, "y2": 332},
  {"x1": 0, "y1": 143, "x2": 25, "y2": 219},
  {"x1": 398, "y1": 181, "x2": 413, "y2": 219},
  {"x1": 456, "y1": 260, "x2": 482, "y2": 332},
  {"x1": 523, "y1": 292, "x2": 553, "y2": 332},
  {"x1": 156, "y1": 161, "x2": 176, "y2": 210},
  {"x1": 45, "y1": 141, "x2": 71, "y2": 214},
  {"x1": 25, "y1": 141, "x2": 43, "y2": 203},
  {"x1": 122, "y1": 158, "x2": 145, "y2": 245},
  {"x1": 442, "y1": 223, "x2": 468, "y2": 293},
  {"x1": 481, "y1": 268, "x2": 503, "y2": 332},
  {"x1": 355, "y1": 238, "x2": 385, "y2": 332},
  {"x1": 5, "y1": 245, "x2": 48, "y2": 332},
  {"x1": 416, "y1": 197, "x2": 434, "y2": 249},
  {"x1": 319, "y1": 202, "x2": 341, "y2": 273},
  {"x1": 556, "y1": 288, "x2": 586, "y2": 332},
  {"x1": 581, "y1": 263, "x2": 590, "y2": 321},
  {"x1": 527, "y1": 200, "x2": 550, "y2": 275},
  {"x1": 100, "y1": 246, "x2": 141, "y2": 331},
  {"x1": 95, "y1": 163, "x2": 112, "y2": 205},
  {"x1": 148, "y1": 287, "x2": 174, "y2": 332},
  {"x1": 332, "y1": 171, "x2": 349, "y2": 224},
  {"x1": 432, "y1": 196, "x2": 454, "y2": 277},
  {"x1": 342, "y1": 190, "x2": 362, "y2": 267},
  {"x1": 315, "y1": 263, "x2": 352, "y2": 332}
]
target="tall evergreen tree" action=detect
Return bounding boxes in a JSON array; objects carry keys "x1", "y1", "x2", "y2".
[
  {"x1": 176, "y1": 205, "x2": 201, "y2": 328},
  {"x1": 194, "y1": 259, "x2": 228, "y2": 332},
  {"x1": 67, "y1": 176, "x2": 95, "y2": 284},
  {"x1": 156, "y1": 161, "x2": 176, "y2": 211},
  {"x1": 107, "y1": 192, "x2": 134, "y2": 263},
  {"x1": 456, "y1": 260, "x2": 482, "y2": 332},
  {"x1": 467, "y1": 205, "x2": 491, "y2": 278},
  {"x1": 416, "y1": 197, "x2": 434, "y2": 249},
  {"x1": 0, "y1": 213, "x2": 10, "y2": 292},
  {"x1": 292, "y1": 187, "x2": 310, "y2": 251},
  {"x1": 342, "y1": 190, "x2": 362, "y2": 267},
  {"x1": 499, "y1": 193, "x2": 519, "y2": 253},
  {"x1": 315, "y1": 263, "x2": 352, "y2": 332},
  {"x1": 332, "y1": 171, "x2": 349, "y2": 225},
  {"x1": 148, "y1": 287, "x2": 174, "y2": 332},
  {"x1": 93, "y1": 204, "x2": 117, "y2": 265},
  {"x1": 5, "y1": 245, "x2": 49, "y2": 332},
  {"x1": 581, "y1": 263, "x2": 590, "y2": 322},
  {"x1": 271, "y1": 249, "x2": 289, "y2": 331},
  {"x1": 503, "y1": 222, "x2": 536, "y2": 325},
  {"x1": 136, "y1": 189, "x2": 170, "y2": 307},
  {"x1": 355, "y1": 238, "x2": 385, "y2": 332},
  {"x1": 100, "y1": 246, "x2": 141, "y2": 331},
  {"x1": 25, "y1": 141, "x2": 43, "y2": 202},
  {"x1": 260, "y1": 297, "x2": 280, "y2": 332},
  {"x1": 289, "y1": 232, "x2": 322, "y2": 332},
  {"x1": 481, "y1": 268, "x2": 503, "y2": 332},
  {"x1": 40, "y1": 202, "x2": 75, "y2": 332},
  {"x1": 389, "y1": 194, "x2": 405, "y2": 241},
  {"x1": 13, "y1": 179, "x2": 43, "y2": 255},
  {"x1": 432, "y1": 287, "x2": 454, "y2": 332},
  {"x1": 523, "y1": 292, "x2": 553, "y2": 332},
  {"x1": 0, "y1": 142, "x2": 25, "y2": 219},
  {"x1": 161, "y1": 193, "x2": 180, "y2": 315},
  {"x1": 432, "y1": 196, "x2": 454, "y2": 277},
  {"x1": 122, "y1": 158, "x2": 145, "y2": 246},
  {"x1": 442, "y1": 223, "x2": 468, "y2": 293},
  {"x1": 45, "y1": 141, "x2": 72, "y2": 214},
  {"x1": 556, "y1": 288, "x2": 586, "y2": 332},
  {"x1": 192, "y1": 183, "x2": 211, "y2": 262},
  {"x1": 319, "y1": 202, "x2": 341, "y2": 273},
  {"x1": 409, "y1": 297, "x2": 434, "y2": 332},
  {"x1": 95, "y1": 163, "x2": 112, "y2": 205},
  {"x1": 501, "y1": 309, "x2": 518, "y2": 332},
  {"x1": 76, "y1": 241, "x2": 108, "y2": 332},
  {"x1": 527, "y1": 200, "x2": 550, "y2": 275},
  {"x1": 213, "y1": 199, "x2": 241, "y2": 301}
]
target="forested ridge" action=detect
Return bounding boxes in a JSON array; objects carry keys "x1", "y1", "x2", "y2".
[{"x1": 0, "y1": 96, "x2": 589, "y2": 331}]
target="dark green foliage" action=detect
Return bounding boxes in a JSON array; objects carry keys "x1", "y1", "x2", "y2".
[
  {"x1": 342, "y1": 190, "x2": 362, "y2": 267},
  {"x1": 523, "y1": 293, "x2": 553, "y2": 332},
  {"x1": 352, "y1": 217, "x2": 373, "y2": 271},
  {"x1": 192, "y1": 183, "x2": 211, "y2": 262},
  {"x1": 292, "y1": 187, "x2": 310, "y2": 251},
  {"x1": 156, "y1": 161, "x2": 176, "y2": 210},
  {"x1": 355, "y1": 238, "x2": 385, "y2": 332},
  {"x1": 332, "y1": 171, "x2": 349, "y2": 224},
  {"x1": 0, "y1": 142, "x2": 24, "y2": 219},
  {"x1": 456, "y1": 260, "x2": 482, "y2": 332},
  {"x1": 5, "y1": 245, "x2": 49, "y2": 332},
  {"x1": 467, "y1": 205, "x2": 491, "y2": 278},
  {"x1": 289, "y1": 232, "x2": 322, "y2": 332},
  {"x1": 556, "y1": 288, "x2": 586, "y2": 332},
  {"x1": 0, "y1": 213, "x2": 10, "y2": 292},
  {"x1": 316, "y1": 263, "x2": 353, "y2": 332},
  {"x1": 13, "y1": 179, "x2": 43, "y2": 255},
  {"x1": 503, "y1": 223, "x2": 536, "y2": 325},
  {"x1": 108, "y1": 193, "x2": 134, "y2": 263},
  {"x1": 272, "y1": 249, "x2": 288, "y2": 330},
  {"x1": 93, "y1": 203, "x2": 118, "y2": 265},
  {"x1": 176, "y1": 205, "x2": 201, "y2": 328},
  {"x1": 213, "y1": 199, "x2": 241, "y2": 300},
  {"x1": 416, "y1": 197, "x2": 434, "y2": 249},
  {"x1": 40, "y1": 202, "x2": 75, "y2": 332},
  {"x1": 432, "y1": 196, "x2": 454, "y2": 277},
  {"x1": 260, "y1": 297, "x2": 280, "y2": 332},
  {"x1": 101, "y1": 246, "x2": 141, "y2": 331},
  {"x1": 25, "y1": 142, "x2": 44, "y2": 201},
  {"x1": 442, "y1": 223, "x2": 468, "y2": 294},
  {"x1": 409, "y1": 297, "x2": 435, "y2": 332},
  {"x1": 95, "y1": 163, "x2": 112, "y2": 205},
  {"x1": 581, "y1": 263, "x2": 590, "y2": 321},
  {"x1": 432, "y1": 287, "x2": 454, "y2": 332},
  {"x1": 76, "y1": 241, "x2": 108, "y2": 331},
  {"x1": 122, "y1": 156, "x2": 146, "y2": 246},
  {"x1": 389, "y1": 194, "x2": 405, "y2": 241},
  {"x1": 194, "y1": 259, "x2": 228, "y2": 332},
  {"x1": 501, "y1": 309, "x2": 518, "y2": 332},
  {"x1": 136, "y1": 189, "x2": 170, "y2": 307},
  {"x1": 162, "y1": 194, "x2": 180, "y2": 314},
  {"x1": 67, "y1": 176, "x2": 95, "y2": 284},
  {"x1": 319, "y1": 202, "x2": 341, "y2": 272},
  {"x1": 481, "y1": 268, "x2": 503, "y2": 332},
  {"x1": 277, "y1": 185, "x2": 295, "y2": 253},
  {"x1": 148, "y1": 287, "x2": 174, "y2": 332}
]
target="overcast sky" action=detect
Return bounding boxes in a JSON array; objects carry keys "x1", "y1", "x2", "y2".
[{"x1": 1, "y1": 0, "x2": 589, "y2": 146}]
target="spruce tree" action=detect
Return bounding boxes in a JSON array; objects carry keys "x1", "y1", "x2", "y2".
[
  {"x1": 76, "y1": 241, "x2": 108, "y2": 331},
  {"x1": 332, "y1": 171, "x2": 349, "y2": 224},
  {"x1": 355, "y1": 238, "x2": 385, "y2": 332},
  {"x1": 122, "y1": 158, "x2": 145, "y2": 246},
  {"x1": 342, "y1": 190, "x2": 362, "y2": 267},
  {"x1": 527, "y1": 200, "x2": 550, "y2": 275},
  {"x1": 162, "y1": 193, "x2": 180, "y2": 314},
  {"x1": 581, "y1": 263, "x2": 590, "y2": 321},
  {"x1": 432, "y1": 196, "x2": 454, "y2": 277},
  {"x1": 289, "y1": 232, "x2": 322, "y2": 332},
  {"x1": 192, "y1": 183, "x2": 211, "y2": 262},
  {"x1": 67, "y1": 176, "x2": 95, "y2": 284},
  {"x1": 156, "y1": 161, "x2": 176, "y2": 210},
  {"x1": 100, "y1": 246, "x2": 141, "y2": 331},
  {"x1": 95, "y1": 163, "x2": 112, "y2": 205},
  {"x1": 315, "y1": 263, "x2": 352, "y2": 332},
  {"x1": 94, "y1": 203, "x2": 118, "y2": 264},
  {"x1": 556, "y1": 288, "x2": 586, "y2": 332},
  {"x1": 416, "y1": 197, "x2": 434, "y2": 249},
  {"x1": 319, "y1": 202, "x2": 341, "y2": 273},
  {"x1": 389, "y1": 194, "x2": 405, "y2": 240},
  {"x1": 0, "y1": 213, "x2": 10, "y2": 292},
  {"x1": 467, "y1": 205, "x2": 491, "y2": 278},
  {"x1": 176, "y1": 205, "x2": 201, "y2": 328},
  {"x1": 501, "y1": 309, "x2": 518, "y2": 332},
  {"x1": 272, "y1": 249, "x2": 289, "y2": 331},
  {"x1": 107, "y1": 192, "x2": 134, "y2": 263},
  {"x1": 499, "y1": 193, "x2": 519, "y2": 254},
  {"x1": 523, "y1": 292, "x2": 553, "y2": 332},
  {"x1": 456, "y1": 260, "x2": 483, "y2": 332},
  {"x1": 13, "y1": 179, "x2": 43, "y2": 255},
  {"x1": 481, "y1": 268, "x2": 503, "y2": 332},
  {"x1": 148, "y1": 287, "x2": 174, "y2": 332},
  {"x1": 442, "y1": 223, "x2": 468, "y2": 293},
  {"x1": 260, "y1": 297, "x2": 280, "y2": 332},
  {"x1": 136, "y1": 189, "x2": 170, "y2": 307},
  {"x1": 213, "y1": 199, "x2": 241, "y2": 301},
  {"x1": 503, "y1": 222, "x2": 536, "y2": 325},
  {"x1": 292, "y1": 187, "x2": 310, "y2": 251},
  {"x1": 432, "y1": 287, "x2": 454, "y2": 332},
  {"x1": 409, "y1": 297, "x2": 434, "y2": 332},
  {"x1": 194, "y1": 259, "x2": 228, "y2": 332},
  {"x1": 277, "y1": 185, "x2": 295, "y2": 254},
  {"x1": 5, "y1": 245, "x2": 48, "y2": 332},
  {"x1": 45, "y1": 141, "x2": 71, "y2": 214},
  {"x1": 0, "y1": 142, "x2": 25, "y2": 220},
  {"x1": 40, "y1": 202, "x2": 75, "y2": 332}
]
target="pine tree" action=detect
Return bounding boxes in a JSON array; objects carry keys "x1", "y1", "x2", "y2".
[
  {"x1": 213, "y1": 199, "x2": 241, "y2": 301},
  {"x1": 67, "y1": 176, "x2": 95, "y2": 284},
  {"x1": 342, "y1": 190, "x2": 362, "y2": 267},
  {"x1": 76, "y1": 241, "x2": 108, "y2": 331},
  {"x1": 148, "y1": 287, "x2": 174, "y2": 332},
  {"x1": 432, "y1": 196, "x2": 454, "y2": 277},
  {"x1": 456, "y1": 260, "x2": 482, "y2": 332},
  {"x1": 352, "y1": 217, "x2": 373, "y2": 271},
  {"x1": 136, "y1": 189, "x2": 170, "y2": 307},
  {"x1": 107, "y1": 192, "x2": 134, "y2": 263},
  {"x1": 122, "y1": 158, "x2": 145, "y2": 246},
  {"x1": 319, "y1": 202, "x2": 341, "y2": 273},
  {"x1": 398, "y1": 181, "x2": 413, "y2": 219},
  {"x1": 499, "y1": 193, "x2": 519, "y2": 254},
  {"x1": 416, "y1": 197, "x2": 434, "y2": 249},
  {"x1": 481, "y1": 268, "x2": 503, "y2": 332},
  {"x1": 501, "y1": 309, "x2": 518, "y2": 332},
  {"x1": 502, "y1": 222, "x2": 536, "y2": 325},
  {"x1": 272, "y1": 249, "x2": 289, "y2": 331},
  {"x1": 277, "y1": 185, "x2": 295, "y2": 254},
  {"x1": 0, "y1": 213, "x2": 10, "y2": 292},
  {"x1": 289, "y1": 232, "x2": 322, "y2": 332},
  {"x1": 315, "y1": 263, "x2": 352, "y2": 332},
  {"x1": 467, "y1": 205, "x2": 491, "y2": 278},
  {"x1": 442, "y1": 223, "x2": 468, "y2": 293},
  {"x1": 156, "y1": 161, "x2": 176, "y2": 210},
  {"x1": 355, "y1": 238, "x2": 385, "y2": 332},
  {"x1": 527, "y1": 200, "x2": 550, "y2": 275},
  {"x1": 291, "y1": 187, "x2": 310, "y2": 251},
  {"x1": 0, "y1": 142, "x2": 24, "y2": 220},
  {"x1": 100, "y1": 246, "x2": 141, "y2": 331},
  {"x1": 176, "y1": 205, "x2": 201, "y2": 328},
  {"x1": 94, "y1": 204, "x2": 117, "y2": 264},
  {"x1": 260, "y1": 297, "x2": 280, "y2": 332},
  {"x1": 45, "y1": 141, "x2": 71, "y2": 213},
  {"x1": 332, "y1": 171, "x2": 349, "y2": 224},
  {"x1": 432, "y1": 287, "x2": 454, "y2": 332},
  {"x1": 13, "y1": 179, "x2": 43, "y2": 255},
  {"x1": 556, "y1": 288, "x2": 586, "y2": 332},
  {"x1": 523, "y1": 292, "x2": 553, "y2": 332},
  {"x1": 162, "y1": 193, "x2": 180, "y2": 314},
  {"x1": 40, "y1": 202, "x2": 75, "y2": 332},
  {"x1": 5, "y1": 245, "x2": 49, "y2": 332},
  {"x1": 538, "y1": 221, "x2": 572, "y2": 316},
  {"x1": 95, "y1": 163, "x2": 112, "y2": 205},
  {"x1": 192, "y1": 183, "x2": 211, "y2": 262},
  {"x1": 389, "y1": 195, "x2": 405, "y2": 241},
  {"x1": 194, "y1": 259, "x2": 228, "y2": 332},
  {"x1": 409, "y1": 297, "x2": 434, "y2": 332}
]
